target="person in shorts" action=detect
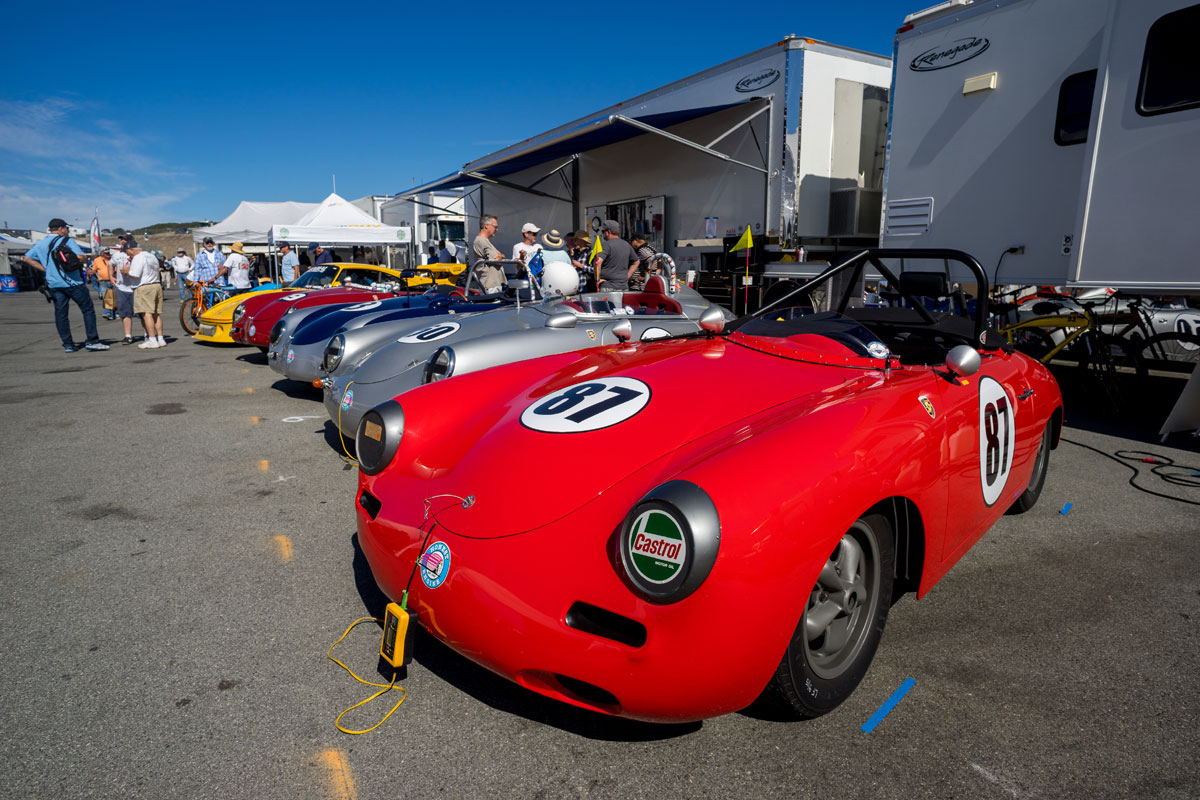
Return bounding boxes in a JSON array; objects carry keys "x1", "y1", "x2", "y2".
[
  {"x1": 110, "y1": 237, "x2": 138, "y2": 344},
  {"x1": 124, "y1": 238, "x2": 165, "y2": 349}
]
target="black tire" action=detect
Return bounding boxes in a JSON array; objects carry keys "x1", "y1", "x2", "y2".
[
  {"x1": 1006, "y1": 422, "x2": 1051, "y2": 515},
  {"x1": 179, "y1": 298, "x2": 200, "y2": 335},
  {"x1": 763, "y1": 513, "x2": 895, "y2": 718},
  {"x1": 1135, "y1": 332, "x2": 1200, "y2": 374}
]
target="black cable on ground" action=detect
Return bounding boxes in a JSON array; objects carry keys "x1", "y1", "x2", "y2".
[{"x1": 1061, "y1": 437, "x2": 1200, "y2": 506}]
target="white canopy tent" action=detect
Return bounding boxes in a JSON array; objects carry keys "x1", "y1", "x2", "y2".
[
  {"x1": 268, "y1": 193, "x2": 410, "y2": 246},
  {"x1": 193, "y1": 200, "x2": 319, "y2": 245}
]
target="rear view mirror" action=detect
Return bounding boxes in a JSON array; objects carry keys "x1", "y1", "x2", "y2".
[
  {"x1": 545, "y1": 312, "x2": 578, "y2": 329},
  {"x1": 612, "y1": 319, "x2": 633, "y2": 342},
  {"x1": 945, "y1": 345, "x2": 981, "y2": 377},
  {"x1": 699, "y1": 306, "x2": 726, "y2": 334}
]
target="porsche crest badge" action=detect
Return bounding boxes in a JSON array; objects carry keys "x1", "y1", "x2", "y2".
[{"x1": 919, "y1": 395, "x2": 935, "y2": 418}]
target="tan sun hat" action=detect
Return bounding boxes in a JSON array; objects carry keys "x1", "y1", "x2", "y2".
[
  {"x1": 541, "y1": 229, "x2": 564, "y2": 248},
  {"x1": 230, "y1": 241, "x2": 247, "y2": 255}
]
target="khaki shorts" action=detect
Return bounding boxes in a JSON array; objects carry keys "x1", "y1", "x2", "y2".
[{"x1": 133, "y1": 283, "x2": 163, "y2": 315}]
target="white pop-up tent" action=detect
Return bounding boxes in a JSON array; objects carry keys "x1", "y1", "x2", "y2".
[
  {"x1": 193, "y1": 200, "x2": 319, "y2": 245},
  {"x1": 269, "y1": 193, "x2": 411, "y2": 246}
]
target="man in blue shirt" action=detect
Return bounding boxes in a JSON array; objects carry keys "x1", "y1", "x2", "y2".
[
  {"x1": 279, "y1": 241, "x2": 299, "y2": 283},
  {"x1": 192, "y1": 236, "x2": 227, "y2": 284},
  {"x1": 308, "y1": 242, "x2": 333, "y2": 269},
  {"x1": 23, "y1": 218, "x2": 109, "y2": 352}
]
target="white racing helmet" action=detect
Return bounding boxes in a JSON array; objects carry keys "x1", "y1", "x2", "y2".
[{"x1": 541, "y1": 261, "x2": 579, "y2": 298}]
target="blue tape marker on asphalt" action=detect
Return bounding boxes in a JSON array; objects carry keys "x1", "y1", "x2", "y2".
[
  {"x1": 862, "y1": 677, "x2": 916, "y2": 733},
  {"x1": 1060, "y1": 502, "x2": 1073, "y2": 515}
]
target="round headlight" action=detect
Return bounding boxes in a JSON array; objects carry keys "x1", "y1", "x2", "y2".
[
  {"x1": 424, "y1": 347, "x2": 455, "y2": 384},
  {"x1": 356, "y1": 400, "x2": 404, "y2": 476},
  {"x1": 269, "y1": 320, "x2": 285, "y2": 346},
  {"x1": 323, "y1": 333, "x2": 346, "y2": 372},
  {"x1": 232, "y1": 304, "x2": 246, "y2": 324},
  {"x1": 618, "y1": 481, "x2": 720, "y2": 604}
]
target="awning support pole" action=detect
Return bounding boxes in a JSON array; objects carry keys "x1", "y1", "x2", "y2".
[
  {"x1": 464, "y1": 172, "x2": 573, "y2": 203},
  {"x1": 609, "y1": 115, "x2": 768, "y2": 174},
  {"x1": 706, "y1": 102, "x2": 771, "y2": 150}
]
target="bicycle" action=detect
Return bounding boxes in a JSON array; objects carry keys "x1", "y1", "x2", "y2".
[{"x1": 180, "y1": 280, "x2": 234, "y2": 335}]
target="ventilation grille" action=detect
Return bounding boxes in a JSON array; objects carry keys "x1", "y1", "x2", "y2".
[{"x1": 883, "y1": 197, "x2": 934, "y2": 236}]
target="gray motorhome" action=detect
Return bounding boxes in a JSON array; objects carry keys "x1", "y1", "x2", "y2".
[{"x1": 882, "y1": 0, "x2": 1200, "y2": 292}]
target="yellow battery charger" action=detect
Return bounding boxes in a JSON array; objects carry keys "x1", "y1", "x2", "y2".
[{"x1": 380, "y1": 602, "x2": 417, "y2": 668}]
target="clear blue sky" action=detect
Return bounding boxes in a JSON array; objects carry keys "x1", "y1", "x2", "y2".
[{"x1": 1, "y1": 0, "x2": 917, "y2": 230}]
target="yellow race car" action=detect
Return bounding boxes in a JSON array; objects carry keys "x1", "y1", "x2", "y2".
[{"x1": 190, "y1": 262, "x2": 466, "y2": 344}]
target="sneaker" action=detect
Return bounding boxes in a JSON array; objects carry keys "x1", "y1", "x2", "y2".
[
  {"x1": 85, "y1": 342, "x2": 110, "y2": 351},
  {"x1": 137, "y1": 339, "x2": 161, "y2": 349},
  {"x1": 156, "y1": 337, "x2": 166, "y2": 347},
  {"x1": 63, "y1": 344, "x2": 76, "y2": 353},
  {"x1": 122, "y1": 336, "x2": 136, "y2": 346}
]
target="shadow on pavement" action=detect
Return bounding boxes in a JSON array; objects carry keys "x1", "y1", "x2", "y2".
[
  {"x1": 347, "y1": 531, "x2": 703, "y2": 742},
  {"x1": 270, "y1": 378, "x2": 323, "y2": 401}
]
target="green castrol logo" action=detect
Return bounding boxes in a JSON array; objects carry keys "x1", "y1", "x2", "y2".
[{"x1": 627, "y1": 509, "x2": 687, "y2": 584}]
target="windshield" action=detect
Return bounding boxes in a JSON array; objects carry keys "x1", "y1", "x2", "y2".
[
  {"x1": 434, "y1": 220, "x2": 466, "y2": 242},
  {"x1": 732, "y1": 308, "x2": 890, "y2": 359},
  {"x1": 288, "y1": 267, "x2": 334, "y2": 288}
]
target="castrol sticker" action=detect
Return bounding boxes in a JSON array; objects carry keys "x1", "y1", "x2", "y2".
[
  {"x1": 978, "y1": 377, "x2": 1015, "y2": 506},
  {"x1": 627, "y1": 509, "x2": 686, "y2": 584},
  {"x1": 399, "y1": 322, "x2": 460, "y2": 344},
  {"x1": 520, "y1": 377, "x2": 651, "y2": 433}
]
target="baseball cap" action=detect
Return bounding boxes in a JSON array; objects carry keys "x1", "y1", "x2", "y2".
[
  {"x1": 203, "y1": 236, "x2": 215, "y2": 244},
  {"x1": 521, "y1": 223, "x2": 541, "y2": 234},
  {"x1": 602, "y1": 219, "x2": 621, "y2": 234},
  {"x1": 308, "y1": 242, "x2": 320, "y2": 252},
  {"x1": 177, "y1": 248, "x2": 186, "y2": 253},
  {"x1": 277, "y1": 240, "x2": 291, "y2": 249},
  {"x1": 48, "y1": 218, "x2": 68, "y2": 230}
]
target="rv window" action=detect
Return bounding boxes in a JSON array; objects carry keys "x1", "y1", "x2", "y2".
[
  {"x1": 1138, "y1": 4, "x2": 1200, "y2": 116},
  {"x1": 1054, "y1": 70, "x2": 1097, "y2": 146}
]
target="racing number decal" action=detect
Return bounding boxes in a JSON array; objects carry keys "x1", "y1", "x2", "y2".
[
  {"x1": 1177, "y1": 315, "x2": 1200, "y2": 349},
  {"x1": 520, "y1": 377, "x2": 651, "y2": 433},
  {"x1": 279, "y1": 292, "x2": 307, "y2": 302},
  {"x1": 343, "y1": 300, "x2": 382, "y2": 313},
  {"x1": 978, "y1": 376, "x2": 1016, "y2": 506},
  {"x1": 398, "y1": 322, "x2": 460, "y2": 344}
]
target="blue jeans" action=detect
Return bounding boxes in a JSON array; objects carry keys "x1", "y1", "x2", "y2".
[
  {"x1": 51, "y1": 283, "x2": 100, "y2": 346},
  {"x1": 178, "y1": 275, "x2": 191, "y2": 302}
]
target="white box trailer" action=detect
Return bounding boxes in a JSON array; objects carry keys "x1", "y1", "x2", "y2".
[
  {"x1": 380, "y1": 191, "x2": 468, "y2": 265},
  {"x1": 400, "y1": 38, "x2": 891, "y2": 269},
  {"x1": 881, "y1": 0, "x2": 1200, "y2": 293}
]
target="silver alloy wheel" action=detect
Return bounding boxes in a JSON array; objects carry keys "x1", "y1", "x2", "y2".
[{"x1": 804, "y1": 520, "x2": 882, "y2": 680}]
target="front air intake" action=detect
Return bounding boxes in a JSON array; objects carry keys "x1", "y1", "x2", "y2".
[{"x1": 565, "y1": 602, "x2": 647, "y2": 647}]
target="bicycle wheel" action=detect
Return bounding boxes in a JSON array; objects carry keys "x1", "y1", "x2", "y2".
[
  {"x1": 179, "y1": 298, "x2": 201, "y2": 335},
  {"x1": 1076, "y1": 333, "x2": 1146, "y2": 413},
  {"x1": 1135, "y1": 332, "x2": 1200, "y2": 373},
  {"x1": 1010, "y1": 328, "x2": 1057, "y2": 363}
]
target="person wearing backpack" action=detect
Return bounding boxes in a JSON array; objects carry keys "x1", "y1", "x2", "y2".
[{"x1": 22, "y1": 218, "x2": 109, "y2": 352}]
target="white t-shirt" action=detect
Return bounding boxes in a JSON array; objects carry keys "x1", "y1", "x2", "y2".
[
  {"x1": 111, "y1": 251, "x2": 135, "y2": 293},
  {"x1": 172, "y1": 255, "x2": 193, "y2": 275},
  {"x1": 225, "y1": 253, "x2": 251, "y2": 288},
  {"x1": 128, "y1": 251, "x2": 161, "y2": 288},
  {"x1": 512, "y1": 242, "x2": 542, "y2": 262}
]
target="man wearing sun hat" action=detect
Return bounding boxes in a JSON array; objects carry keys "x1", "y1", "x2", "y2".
[
  {"x1": 225, "y1": 242, "x2": 252, "y2": 290},
  {"x1": 171, "y1": 247, "x2": 193, "y2": 302}
]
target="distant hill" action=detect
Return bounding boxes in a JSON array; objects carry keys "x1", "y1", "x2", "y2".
[{"x1": 111, "y1": 221, "x2": 210, "y2": 236}]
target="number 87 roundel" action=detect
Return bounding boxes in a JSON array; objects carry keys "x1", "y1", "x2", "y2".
[
  {"x1": 520, "y1": 377, "x2": 652, "y2": 433},
  {"x1": 978, "y1": 376, "x2": 1016, "y2": 506}
]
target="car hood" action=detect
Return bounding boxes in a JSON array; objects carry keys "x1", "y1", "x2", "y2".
[{"x1": 385, "y1": 336, "x2": 876, "y2": 538}]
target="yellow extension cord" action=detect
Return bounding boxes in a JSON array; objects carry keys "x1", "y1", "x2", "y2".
[{"x1": 326, "y1": 616, "x2": 407, "y2": 734}]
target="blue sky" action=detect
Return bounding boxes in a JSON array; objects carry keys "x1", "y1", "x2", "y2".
[{"x1": 1, "y1": 0, "x2": 917, "y2": 230}]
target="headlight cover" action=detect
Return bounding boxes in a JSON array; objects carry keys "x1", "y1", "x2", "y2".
[
  {"x1": 356, "y1": 400, "x2": 404, "y2": 476},
  {"x1": 618, "y1": 481, "x2": 720, "y2": 604},
  {"x1": 232, "y1": 304, "x2": 246, "y2": 325},
  {"x1": 423, "y1": 346, "x2": 455, "y2": 384},
  {"x1": 323, "y1": 334, "x2": 345, "y2": 372},
  {"x1": 269, "y1": 320, "x2": 285, "y2": 346}
]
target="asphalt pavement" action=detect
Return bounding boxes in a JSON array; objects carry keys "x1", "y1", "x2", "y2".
[{"x1": 0, "y1": 290, "x2": 1196, "y2": 800}]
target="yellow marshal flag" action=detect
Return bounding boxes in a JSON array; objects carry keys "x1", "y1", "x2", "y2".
[
  {"x1": 588, "y1": 233, "x2": 603, "y2": 264},
  {"x1": 729, "y1": 225, "x2": 753, "y2": 252}
]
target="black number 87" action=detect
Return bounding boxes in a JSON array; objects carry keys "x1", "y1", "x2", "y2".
[
  {"x1": 984, "y1": 397, "x2": 1010, "y2": 484},
  {"x1": 534, "y1": 382, "x2": 642, "y2": 424}
]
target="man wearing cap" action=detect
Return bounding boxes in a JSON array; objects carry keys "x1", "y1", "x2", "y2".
[
  {"x1": 110, "y1": 236, "x2": 137, "y2": 344},
  {"x1": 225, "y1": 242, "x2": 252, "y2": 291},
  {"x1": 512, "y1": 222, "x2": 542, "y2": 262},
  {"x1": 193, "y1": 236, "x2": 226, "y2": 284},
  {"x1": 171, "y1": 248, "x2": 193, "y2": 302},
  {"x1": 22, "y1": 218, "x2": 109, "y2": 352},
  {"x1": 471, "y1": 216, "x2": 504, "y2": 293},
  {"x1": 122, "y1": 237, "x2": 166, "y2": 349},
  {"x1": 595, "y1": 220, "x2": 639, "y2": 292},
  {"x1": 278, "y1": 241, "x2": 298, "y2": 283},
  {"x1": 308, "y1": 242, "x2": 333, "y2": 269}
]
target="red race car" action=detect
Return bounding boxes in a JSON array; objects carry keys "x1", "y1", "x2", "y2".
[{"x1": 354, "y1": 249, "x2": 1063, "y2": 723}]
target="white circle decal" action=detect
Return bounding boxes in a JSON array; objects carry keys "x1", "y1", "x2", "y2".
[
  {"x1": 399, "y1": 322, "x2": 460, "y2": 344},
  {"x1": 280, "y1": 292, "x2": 307, "y2": 302},
  {"x1": 978, "y1": 376, "x2": 1016, "y2": 506},
  {"x1": 343, "y1": 300, "x2": 383, "y2": 313},
  {"x1": 520, "y1": 377, "x2": 651, "y2": 433}
]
